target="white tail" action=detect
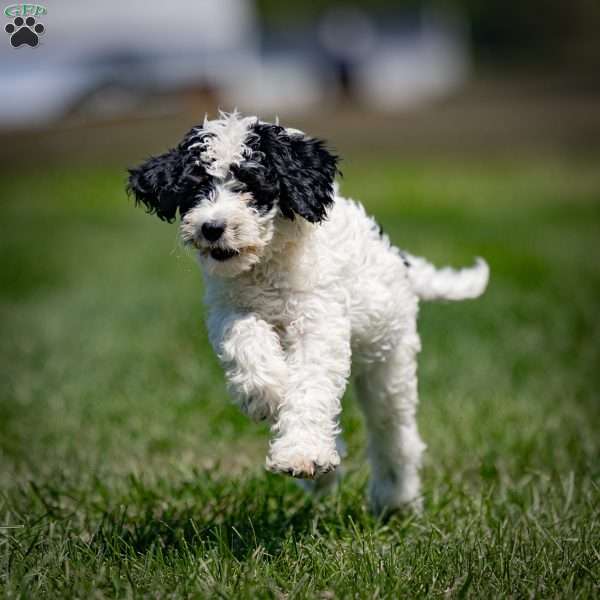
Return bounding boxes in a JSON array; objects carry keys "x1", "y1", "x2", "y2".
[{"x1": 405, "y1": 254, "x2": 489, "y2": 301}]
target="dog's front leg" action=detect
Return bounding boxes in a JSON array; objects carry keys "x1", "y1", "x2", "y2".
[
  {"x1": 266, "y1": 307, "x2": 351, "y2": 479},
  {"x1": 208, "y1": 311, "x2": 288, "y2": 422}
]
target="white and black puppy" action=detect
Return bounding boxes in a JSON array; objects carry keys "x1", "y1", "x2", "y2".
[{"x1": 128, "y1": 112, "x2": 488, "y2": 513}]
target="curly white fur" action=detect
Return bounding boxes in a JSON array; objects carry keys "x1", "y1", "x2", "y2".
[
  {"x1": 404, "y1": 254, "x2": 489, "y2": 301},
  {"x1": 170, "y1": 113, "x2": 489, "y2": 513},
  {"x1": 188, "y1": 111, "x2": 256, "y2": 178},
  {"x1": 200, "y1": 196, "x2": 487, "y2": 512}
]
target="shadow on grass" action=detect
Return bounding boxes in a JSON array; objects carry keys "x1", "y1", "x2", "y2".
[{"x1": 88, "y1": 470, "x2": 369, "y2": 561}]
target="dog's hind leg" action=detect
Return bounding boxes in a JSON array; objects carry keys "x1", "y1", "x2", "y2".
[{"x1": 355, "y1": 337, "x2": 426, "y2": 515}]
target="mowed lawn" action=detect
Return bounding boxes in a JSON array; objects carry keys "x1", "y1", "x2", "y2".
[{"x1": 1, "y1": 156, "x2": 599, "y2": 598}]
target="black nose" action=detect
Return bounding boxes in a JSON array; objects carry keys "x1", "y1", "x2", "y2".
[{"x1": 201, "y1": 222, "x2": 225, "y2": 242}]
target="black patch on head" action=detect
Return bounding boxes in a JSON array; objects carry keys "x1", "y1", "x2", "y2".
[
  {"x1": 399, "y1": 251, "x2": 411, "y2": 268},
  {"x1": 127, "y1": 119, "x2": 340, "y2": 224},
  {"x1": 230, "y1": 159, "x2": 279, "y2": 216},
  {"x1": 247, "y1": 123, "x2": 340, "y2": 223},
  {"x1": 127, "y1": 132, "x2": 213, "y2": 222}
]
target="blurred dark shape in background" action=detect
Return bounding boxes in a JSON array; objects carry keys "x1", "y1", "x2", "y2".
[
  {"x1": 0, "y1": 0, "x2": 598, "y2": 165},
  {"x1": 258, "y1": 0, "x2": 600, "y2": 66}
]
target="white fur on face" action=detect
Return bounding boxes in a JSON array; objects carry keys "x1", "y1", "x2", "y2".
[
  {"x1": 180, "y1": 183, "x2": 277, "y2": 278},
  {"x1": 181, "y1": 112, "x2": 279, "y2": 278},
  {"x1": 188, "y1": 112, "x2": 257, "y2": 179}
]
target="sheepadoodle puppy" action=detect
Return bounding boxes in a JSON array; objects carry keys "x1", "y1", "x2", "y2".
[{"x1": 128, "y1": 112, "x2": 488, "y2": 513}]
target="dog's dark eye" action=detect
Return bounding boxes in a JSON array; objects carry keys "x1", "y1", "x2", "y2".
[
  {"x1": 181, "y1": 171, "x2": 214, "y2": 209},
  {"x1": 194, "y1": 183, "x2": 214, "y2": 201}
]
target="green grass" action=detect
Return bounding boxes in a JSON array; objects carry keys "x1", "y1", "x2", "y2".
[{"x1": 1, "y1": 156, "x2": 599, "y2": 598}]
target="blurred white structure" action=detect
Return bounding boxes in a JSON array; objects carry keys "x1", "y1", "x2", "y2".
[
  {"x1": 0, "y1": 1, "x2": 470, "y2": 128},
  {"x1": 355, "y1": 12, "x2": 470, "y2": 110},
  {"x1": 0, "y1": 0, "x2": 261, "y2": 127}
]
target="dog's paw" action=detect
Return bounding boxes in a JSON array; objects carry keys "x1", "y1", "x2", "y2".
[
  {"x1": 296, "y1": 467, "x2": 341, "y2": 495},
  {"x1": 369, "y1": 470, "x2": 423, "y2": 517},
  {"x1": 265, "y1": 442, "x2": 340, "y2": 480}
]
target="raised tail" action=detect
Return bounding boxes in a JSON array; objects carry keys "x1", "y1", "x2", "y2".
[{"x1": 404, "y1": 254, "x2": 489, "y2": 301}]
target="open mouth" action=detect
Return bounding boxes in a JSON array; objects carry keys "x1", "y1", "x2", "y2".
[
  {"x1": 210, "y1": 247, "x2": 239, "y2": 261},
  {"x1": 191, "y1": 240, "x2": 249, "y2": 262}
]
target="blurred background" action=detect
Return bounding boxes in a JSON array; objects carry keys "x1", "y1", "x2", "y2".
[
  {"x1": 1, "y1": 0, "x2": 599, "y2": 162},
  {"x1": 1, "y1": 2, "x2": 599, "y2": 595}
]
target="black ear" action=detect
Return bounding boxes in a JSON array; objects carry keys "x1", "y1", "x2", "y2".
[
  {"x1": 253, "y1": 124, "x2": 340, "y2": 223},
  {"x1": 127, "y1": 146, "x2": 196, "y2": 222}
]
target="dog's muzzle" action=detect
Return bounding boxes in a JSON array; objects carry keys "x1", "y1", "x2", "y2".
[
  {"x1": 191, "y1": 238, "x2": 240, "y2": 261},
  {"x1": 210, "y1": 248, "x2": 239, "y2": 261}
]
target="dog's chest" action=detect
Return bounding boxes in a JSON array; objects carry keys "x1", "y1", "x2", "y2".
[
  {"x1": 222, "y1": 251, "x2": 323, "y2": 333},
  {"x1": 235, "y1": 271, "x2": 307, "y2": 325},
  {"x1": 206, "y1": 228, "x2": 338, "y2": 336}
]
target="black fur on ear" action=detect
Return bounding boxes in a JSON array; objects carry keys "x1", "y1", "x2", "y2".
[
  {"x1": 127, "y1": 143, "x2": 207, "y2": 222},
  {"x1": 250, "y1": 123, "x2": 340, "y2": 223}
]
